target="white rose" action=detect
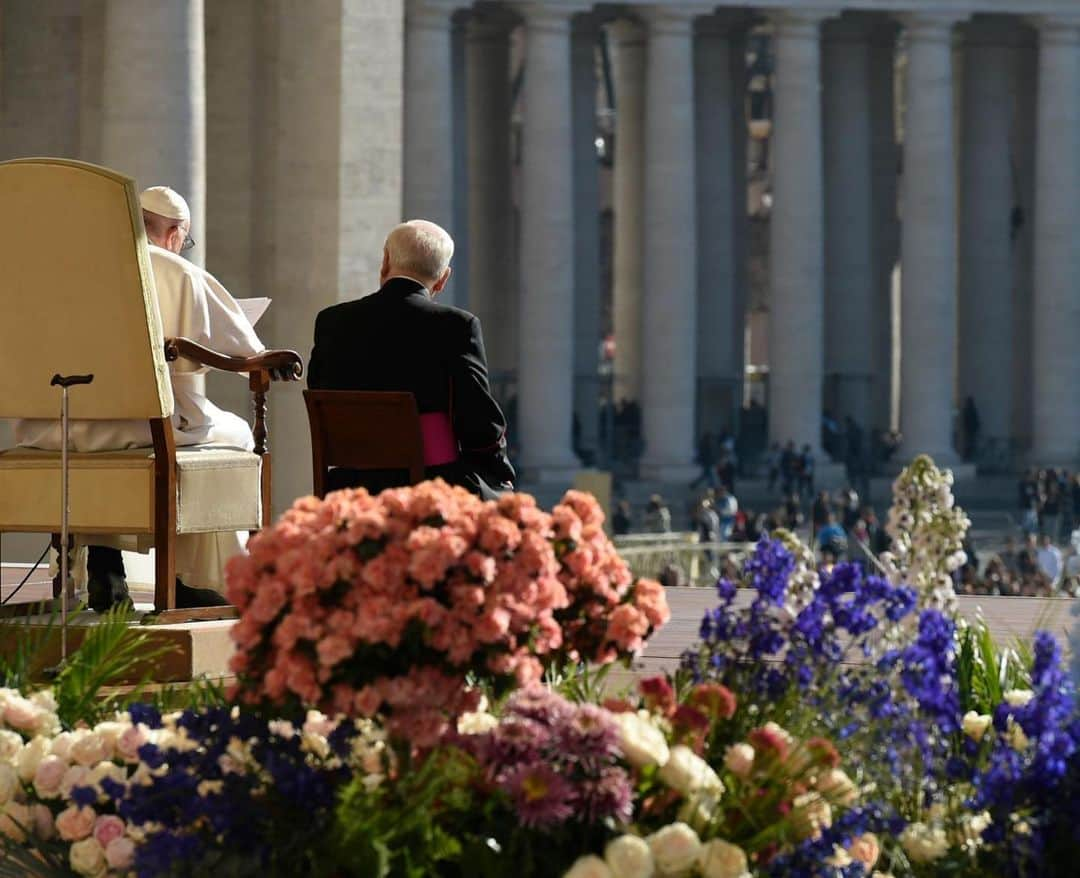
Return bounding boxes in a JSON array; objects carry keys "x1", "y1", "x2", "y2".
[
  {"x1": 658, "y1": 746, "x2": 724, "y2": 798},
  {"x1": 457, "y1": 710, "x2": 499, "y2": 735},
  {"x1": 604, "y1": 834, "x2": 654, "y2": 878},
  {"x1": 962, "y1": 711, "x2": 992, "y2": 743},
  {"x1": 563, "y1": 855, "x2": 613, "y2": 878},
  {"x1": 69, "y1": 837, "x2": 108, "y2": 877},
  {"x1": 50, "y1": 731, "x2": 77, "y2": 761},
  {"x1": 0, "y1": 763, "x2": 18, "y2": 806},
  {"x1": 70, "y1": 731, "x2": 111, "y2": 768},
  {"x1": 697, "y1": 839, "x2": 750, "y2": 878},
  {"x1": 647, "y1": 823, "x2": 701, "y2": 877},
  {"x1": 1003, "y1": 689, "x2": 1034, "y2": 708},
  {"x1": 29, "y1": 690, "x2": 58, "y2": 713},
  {"x1": 614, "y1": 712, "x2": 670, "y2": 769},
  {"x1": 900, "y1": 823, "x2": 949, "y2": 863},
  {"x1": 723, "y1": 743, "x2": 754, "y2": 779},
  {"x1": 15, "y1": 735, "x2": 50, "y2": 781},
  {"x1": 0, "y1": 729, "x2": 23, "y2": 762},
  {"x1": 86, "y1": 761, "x2": 127, "y2": 797}
]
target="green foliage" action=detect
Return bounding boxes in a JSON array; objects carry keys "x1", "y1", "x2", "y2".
[
  {"x1": 955, "y1": 618, "x2": 1029, "y2": 716},
  {"x1": 0, "y1": 602, "x2": 62, "y2": 691},
  {"x1": 147, "y1": 674, "x2": 229, "y2": 714},
  {"x1": 0, "y1": 843, "x2": 70, "y2": 878}
]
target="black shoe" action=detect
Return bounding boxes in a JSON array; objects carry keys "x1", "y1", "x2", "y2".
[
  {"x1": 86, "y1": 571, "x2": 132, "y2": 614},
  {"x1": 175, "y1": 580, "x2": 230, "y2": 609}
]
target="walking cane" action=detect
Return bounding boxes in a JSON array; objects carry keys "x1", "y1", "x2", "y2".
[{"x1": 50, "y1": 373, "x2": 94, "y2": 665}]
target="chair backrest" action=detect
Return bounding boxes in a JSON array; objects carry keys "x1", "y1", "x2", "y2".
[
  {"x1": 0, "y1": 158, "x2": 172, "y2": 420},
  {"x1": 303, "y1": 390, "x2": 426, "y2": 496}
]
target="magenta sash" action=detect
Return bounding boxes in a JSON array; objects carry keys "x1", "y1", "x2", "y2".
[{"x1": 420, "y1": 412, "x2": 459, "y2": 467}]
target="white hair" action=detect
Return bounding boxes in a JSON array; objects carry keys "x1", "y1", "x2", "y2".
[{"x1": 384, "y1": 220, "x2": 454, "y2": 282}]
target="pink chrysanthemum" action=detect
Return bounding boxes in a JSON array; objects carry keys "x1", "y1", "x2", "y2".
[{"x1": 501, "y1": 762, "x2": 575, "y2": 827}]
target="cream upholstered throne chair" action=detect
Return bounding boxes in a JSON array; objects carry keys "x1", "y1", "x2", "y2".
[{"x1": 0, "y1": 158, "x2": 301, "y2": 620}]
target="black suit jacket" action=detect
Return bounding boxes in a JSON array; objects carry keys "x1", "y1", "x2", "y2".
[{"x1": 308, "y1": 277, "x2": 514, "y2": 497}]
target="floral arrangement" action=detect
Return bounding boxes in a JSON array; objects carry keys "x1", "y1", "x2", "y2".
[{"x1": 226, "y1": 481, "x2": 668, "y2": 745}]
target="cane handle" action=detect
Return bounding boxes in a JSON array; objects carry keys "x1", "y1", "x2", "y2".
[{"x1": 51, "y1": 374, "x2": 95, "y2": 388}]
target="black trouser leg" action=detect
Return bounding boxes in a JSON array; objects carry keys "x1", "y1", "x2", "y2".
[{"x1": 87, "y1": 546, "x2": 125, "y2": 578}]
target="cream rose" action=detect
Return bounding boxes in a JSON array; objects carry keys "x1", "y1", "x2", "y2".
[
  {"x1": 900, "y1": 823, "x2": 949, "y2": 863},
  {"x1": 0, "y1": 763, "x2": 19, "y2": 806},
  {"x1": 563, "y1": 855, "x2": 614, "y2": 878},
  {"x1": 723, "y1": 743, "x2": 754, "y2": 779},
  {"x1": 815, "y1": 768, "x2": 858, "y2": 805},
  {"x1": 659, "y1": 746, "x2": 724, "y2": 797},
  {"x1": 848, "y1": 833, "x2": 881, "y2": 869},
  {"x1": 962, "y1": 711, "x2": 992, "y2": 743},
  {"x1": 457, "y1": 710, "x2": 499, "y2": 735},
  {"x1": 32, "y1": 754, "x2": 69, "y2": 798},
  {"x1": 69, "y1": 837, "x2": 107, "y2": 878},
  {"x1": 70, "y1": 731, "x2": 111, "y2": 768},
  {"x1": 115, "y1": 724, "x2": 149, "y2": 763},
  {"x1": 697, "y1": 839, "x2": 750, "y2": 878},
  {"x1": 647, "y1": 823, "x2": 702, "y2": 877},
  {"x1": 3, "y1": 696, "x2": 44, "y2": 734},
  {"x1": 614, "y1": 711, "x2": 670, "y2": 769},
  {"x1": 604, "y1": 834, "x2": 654, "y2": 878},
  {"x1": 105, "y1": 836, "x2": 136, "y2": 871},
  {"x1": 86, "y1": 760, "x2": 127, "y2": 797},
  {"x1": 15, "y1": 735, "x2": 50, "y2": 781},
  {"x1": 0, "y1": 729, "x2": 23, "y2": 761},
  {"x1": 56, "y1": 805, "x2": 97, "y2": 842},
  {"x1": 60, "y1": 765, "x2": 90, "y2": 797}
]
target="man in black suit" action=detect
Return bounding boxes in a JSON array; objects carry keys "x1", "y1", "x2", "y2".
[{"x1": 308, "y1": 220, "x2": 514, "y2": 498}]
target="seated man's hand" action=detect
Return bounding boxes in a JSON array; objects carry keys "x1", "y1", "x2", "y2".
[{"x1": 268, "y1": 366, "x2": 297, "y2": 382}]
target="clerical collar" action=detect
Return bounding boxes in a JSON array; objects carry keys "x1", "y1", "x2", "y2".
[{"x1": 385, "y1": 274, "x2": 431, "y2": 296}]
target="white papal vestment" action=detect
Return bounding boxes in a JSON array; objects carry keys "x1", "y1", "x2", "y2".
[{"x1": 15, "y1": 243, "x2": 264, "y2": 591}]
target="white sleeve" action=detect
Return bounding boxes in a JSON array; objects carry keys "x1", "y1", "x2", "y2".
[{"x1": 188, "y1": 269, "x2": 266, "y2": 359}]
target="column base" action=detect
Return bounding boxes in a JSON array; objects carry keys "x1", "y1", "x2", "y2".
[{"x1": 638, "y1": 461, "x2": 700, "y2": 483}]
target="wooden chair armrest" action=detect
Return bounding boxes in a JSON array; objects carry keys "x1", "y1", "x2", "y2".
[{"x1": 163, "y1": 337, "x2": 304, "y2": 380}]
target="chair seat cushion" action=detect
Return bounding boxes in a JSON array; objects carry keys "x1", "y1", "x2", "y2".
[{"x1": 0, "y1": 445, "x2": 261, "y2": 534}]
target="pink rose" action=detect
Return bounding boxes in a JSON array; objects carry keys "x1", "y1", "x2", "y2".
[
  {"x1": 55, "y1": 805, "x2": 96, "y2": 841},
  {"x1": 315, "y1": 634, "x2": 354, "y2": 668},
  {"x1": 60, "y1": 765, "x2": 90, "y2": 797},
  {"x1": 849, "y1": 833, "x2": 881, "y2": 869},
  {"x1": 3, "y1": 697, "x2": 41, "y2": 733},
  {"x1": 724, "y1": 743, "x2": 755, "y2": 779},
  {"x1": 105, "y1": 836, "x2": 136, "y2": 870},
  {"x1": 474, "y1": 607, "x2": 511, "y2": 644},
  {"x1": 92, "y1": 814, "x2": 125, "y2": 848},
  {"x1": 116, "y1": 724, "x2": 149, "y2": 763},
  {"x1": 32, "y1": 754, "x2": 68, "y2": 798},
  {"x1": 32, "y1": 804, "x2": 55, "y2": 840}
]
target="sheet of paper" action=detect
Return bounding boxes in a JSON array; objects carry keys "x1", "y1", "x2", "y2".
[{"x1": 237, "y1": 297, "x2": 271, "y2": 327}]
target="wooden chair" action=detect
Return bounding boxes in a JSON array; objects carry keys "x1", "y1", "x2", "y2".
[
  {"x1": 0, "y1": 158, "x2": 301, "y2": 621},
  {"x1": 303, "y1": 390, "x2": 425, "y2": 497}
]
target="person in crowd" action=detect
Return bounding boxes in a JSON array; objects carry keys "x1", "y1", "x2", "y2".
[
  {"x1": 816, "y1": 512, "x2": 847, "y2": 558},
  {"x1": 999, "y1": 536, "x2": 1020, "y2": 577},
  {"x1": 859, "y1": 507, "x2": 890, "y2": 556},
  {"x1": 643, "y1": 495, "x2": 672, "y2": 534},
  {"x1": 810, "y1": 490, "x2": 831, "y2": 542},
  {"x1": 308, "y1": 220, "x2": 514, "y2": 499},
  {"x1": 715, "y1": 485, "x2": 739, "y2": 541},
  {"x1": 1036, "y1": 533, "x2": 1063, "y2": 586},
  {"x1": 799, "y1": 444, "x2": 815, "y2": 498},
  {"x1": 18, "y1": 186, "x2": 276, "y2": 611},
  {"x1": 783, "y1": 493, "x2": 804, "y2": 531},
  {"x1": 765, "y1": 442, "x2": 781, "y2": 493},
  {"x1": 961, "y1": 396, "x2": 980, "y2": 461},
  {"x1": 1018, "y1": 533, "x2": 1040, "y2": 577},
  {"x1": 1041, "y1": 469, "x2": 1063, "y2": 543},
  {"x1": 1019, "y1": 469, "x2": 1040, "y2": 536},
  {"x1": 717, "y1": 449, "x2": 737, "y2": 494},
  {"x1": 697, "y1": 498, "x2": 721, "y2": 574},
  {"x1": 690, "y1": 431, "x2": 718, "y2": 490},
  {"x1": 612, "y1": 500, "x2": 632, "y2": 536},
  {"x1": 780, "y1": 441, "x2": 799, "y2": 495},
  {"x1": 1062, "y1": 530, "x2": 1080, "y2": 592}
]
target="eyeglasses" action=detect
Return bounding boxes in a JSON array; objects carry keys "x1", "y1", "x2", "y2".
[{"x1": 180, "y1": 233, "x2": 196, "y2": 252}]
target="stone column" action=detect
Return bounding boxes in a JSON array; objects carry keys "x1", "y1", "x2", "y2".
[
  {"x1": 515, "y1": 2, "x2": 582, "y2": 480},
  {"x1": 101, "y1": 0, "x2": 206, "y2": 266},
  {"x1": 869, "y1": 18, "x2": 899, "y2": 432},
  {"x1": 1011, "y1": 28, "x2": 1037, "y2": 454},
  {"x1": 450, "y1": 11, "x2": 470, "y2": 312},
  {"x1": 768, "y1": 11, "x2": 830, "y2": 455},
  {"x1": 0, "y1": 0, "x2": 82, "y2": 160},
  {"x1": 79, "y1": 0, "x2": 107, "y2": 164},
  {"x1": 897, "y1": 13, "x2": 963, "y2": 465},
  {"x1": 823, "y1": 15, "x2": 874, "y2": 432},
  {"x1": 610, "y1": 18, "x2": 646, "y2": 405},
  {"x1": 640, "y1": 6, "x2": 698, "y2": 481},
  {"x1": 404, "y1": 0, "x2": 463, "y2": 303},
  {"x1": 695, "y1": 14, "x2": 740, "y2": 436},
  {"x1": 958, "y1": 17, "x2": 1016, "y2": 461},
  {"x1": 571, "y1": 14, "x2": 601, "y2": 462},
  {"x1": 466, "y1": 9, "x2": 516, "y2": 374},
  {"x1": 729, "y1": 26, "x2": 750, "y2": 422},
  {"x1": 1031, "y1": 16, "x2": 1080, "y2": 464}
]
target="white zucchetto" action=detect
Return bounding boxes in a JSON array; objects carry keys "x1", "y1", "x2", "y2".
[{"x1": 139, "y1": 186, "x2": 190, "y2": 222}]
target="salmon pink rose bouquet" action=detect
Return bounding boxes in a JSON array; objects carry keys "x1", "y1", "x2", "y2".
[{"x1": 226, "y1": 480, "x2": 668, "y2": 745}]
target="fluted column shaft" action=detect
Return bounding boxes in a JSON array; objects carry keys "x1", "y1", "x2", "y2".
[
  {"x1": 516, "y1": 3, "x2": 581, "y2": 479},
  {"x1": 695, "y1": 15, "x2": 741, "y2": 435},
  {"x1": 1031, "y1": 17, "x2": 1080, "y2": 463},
  {"x1": 898, "y1": 14, "x2": 961, "y2": 463},
  {"x1": 466, "y1": 11, "x2": 516, "y2": 374},
  {"x1": 571, "y1": 15, "x2": 601, "y2": 460},
  {"x1": 404, "y1": 0, "x2": 462, "y2": 303},
  {"x1": 768, "y1": 11, "x2": 828, "y2": 454},
  {"x1": 640, "y1": 8, "x2": 698, "y2": 480},
  {"x1": 102, "y1": 0, "x2": 206, "y2": 266},
  {"x1": 823, "y1": 15, "x2": 874, "y2": 431},
  {"x1": 958, "y1": 19, "x2": 1016, "y2": 457},
  {"x1": 611, "y1": 19, "x2": 646, "y2": 404}
]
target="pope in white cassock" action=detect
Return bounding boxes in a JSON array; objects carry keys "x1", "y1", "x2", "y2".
[{"x1": 15, "y1": 186, "x2": 264, "y2": 610}]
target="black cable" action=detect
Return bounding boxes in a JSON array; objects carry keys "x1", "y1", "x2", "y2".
[{"x1": 1, "y1": 544, "x2": 51, "y2": 606}]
